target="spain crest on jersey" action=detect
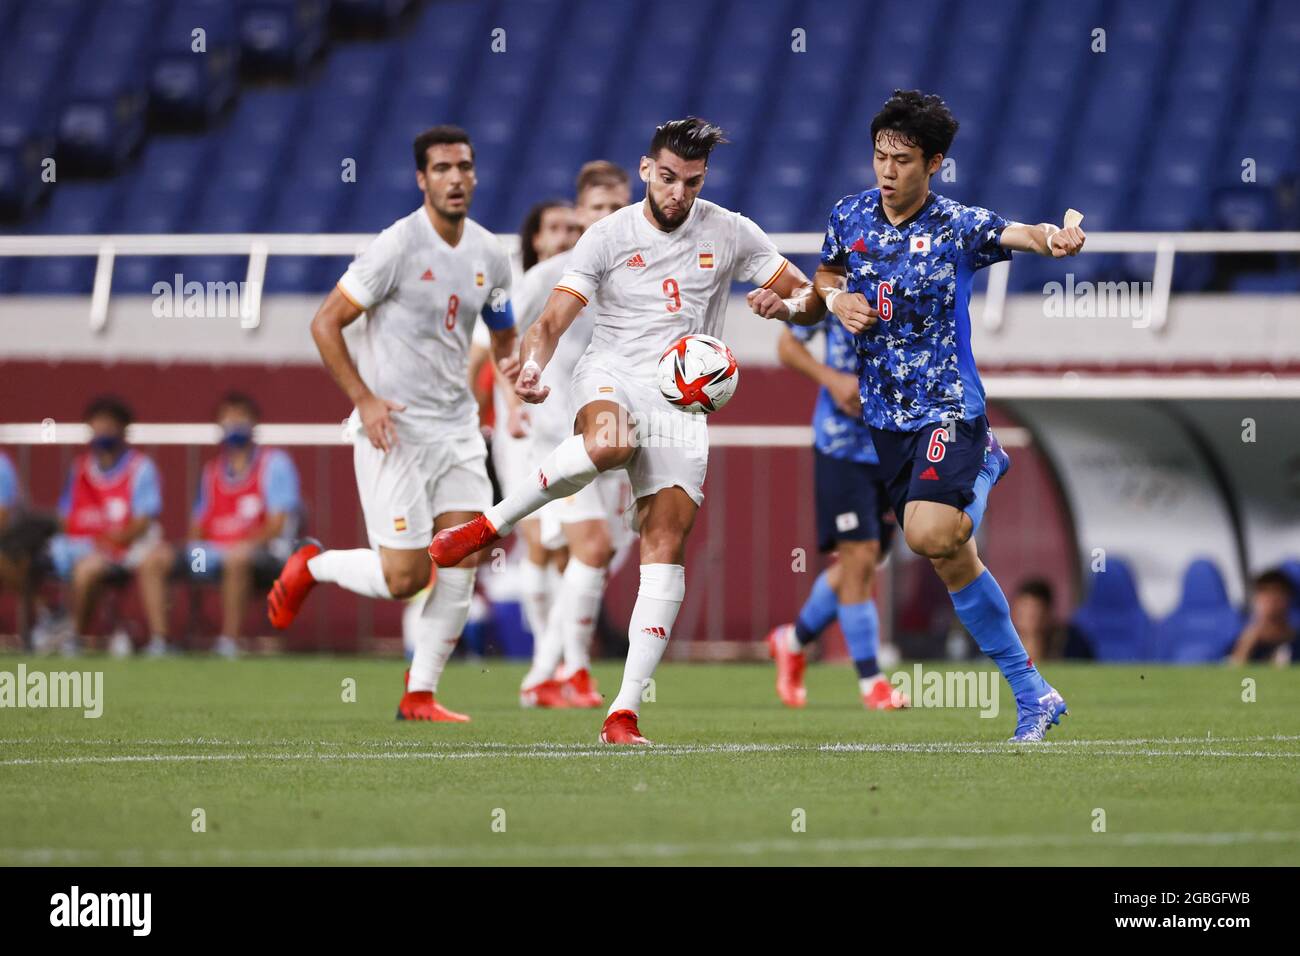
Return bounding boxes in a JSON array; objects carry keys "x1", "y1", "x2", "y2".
[
  {"x1": 697, "y1": 240, "x2": 715, "y2": 270},
  {"x1": 474, "y1": 260, "x2": 486, "y2": 286}
]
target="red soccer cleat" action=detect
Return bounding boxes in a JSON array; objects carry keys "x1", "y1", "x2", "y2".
[
  {"x1": 267, "y1": 539, "x2": 322, "y2": 630},
  {"x1": 519, "y1": 678, "x2": 572, "y2": 709},
  {"x1": 863, "y1": 676, "x2": 909, "y2": 711},
  {"x1": 428, "y1": 514, "x2": 500, "y2": 568},
  {"x1": 767, "y1": 624, "x2": 807, "y2": 708},
  {"x1": 563, "y1": 668, "x2": 604, "y2": 708},
  {"x1": 599, "y1": 709, "x2": 650, "y2": 745},
  {"x1": 396, "y1": 690, "x2": 471, "y2": 722}
]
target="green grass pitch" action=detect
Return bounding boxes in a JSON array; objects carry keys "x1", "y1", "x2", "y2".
[{"x1": 1, "y1": 655, "x2": 1297, "y2": 865}]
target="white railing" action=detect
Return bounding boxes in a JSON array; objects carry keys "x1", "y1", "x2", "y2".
[{"x1": 1, "y1": 231, "x2": 1297, "y2": 333}]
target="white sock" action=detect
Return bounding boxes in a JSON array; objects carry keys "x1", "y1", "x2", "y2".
[
  {"x1": 408, "y1": 566, "x2": 476, "y2": 692},
  {"x1": 608, "y1": 563, "x2": 685, "y2": 715},
  {"x1": 519, "y1": 557, "x2": 552, "y2": 641},
  {"x1": 560, "y1": 558, "x2": 607, "y2": 674},
  {"x1": 307, "y1": 549, "x2": 392, "y2": 599},
  {"x1": 522, "y1": 584, "x2": 566, "y2": 689},
  {"x1": 485, "y1": 435, "x2": 598, "y2": 535},
  {"x1": 785, "y1": 626, "x2": 803, "y2": 654}
]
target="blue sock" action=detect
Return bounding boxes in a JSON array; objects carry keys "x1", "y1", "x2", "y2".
[
  {"x1": 837, "y1": 600, "x2": 880, "y2": 678},
  {"x1": 962, "y1": 456, "x2": 999, "y2": 535},
  {"x1": 949, "y1": 570, "x2": 1047, "y2": 701},
  {"x1": 794, "y1": 569, "x2": 837, "y2": 646}
]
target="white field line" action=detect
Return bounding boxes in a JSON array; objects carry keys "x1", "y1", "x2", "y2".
[
  {"x1": 3, "y1": 831, "x2": 1300, "y2": 865},
  {"x1": 2, "y1": 739, "x2": 1299, "y2": 767},
  {"x1": 2, "y1": 733, "x2": 1298, "y2": 748}
]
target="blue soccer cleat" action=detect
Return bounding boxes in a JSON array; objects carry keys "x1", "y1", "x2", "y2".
[
  {"x1": 985, "y1": 430, "x2": 1012, "y2": 484},
  {"x1": 1008, "y1": 687, "x2": 1068, "y2": 743}
]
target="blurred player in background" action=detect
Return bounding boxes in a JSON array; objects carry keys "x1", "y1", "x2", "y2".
[
  {"x1": 477, "y1": 199, "x2": 580, "y2": 660},
  {"x1": 268, "y1": 125, "x2": 516, "y2": 722},
  {"x1": 511, "y1": 160, "x2": 634, "y2": 709},
  {"x1": 46, "y1": 397, "x2": 166, "y2": 656},
  {"x1": 815, "y1": 90, "x2": 1085, "y2": 742},
  {"x1": 431, "y1": 118, "x2": 825, "y2": 744},
  {"x1": 155, "y1": 393, "x2": 301, "y2": 658},
  {"x1": 0, "y1": 449, "x2": 16, "y2": 532},
  {"x1": 767, "y1": 317, "x2": 908, "y2": 712}
]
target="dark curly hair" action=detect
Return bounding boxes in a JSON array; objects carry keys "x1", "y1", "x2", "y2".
[{"x1": 870, "y1": 90, "x2": 959, "y2": 160}]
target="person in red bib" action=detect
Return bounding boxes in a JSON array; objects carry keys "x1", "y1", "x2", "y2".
[
  {"x1": 161, "y1": 393, "x2": 301, "y2": 658},
  {"x1": 48, "y1": 397, "x2": 166, "y2": 656}
]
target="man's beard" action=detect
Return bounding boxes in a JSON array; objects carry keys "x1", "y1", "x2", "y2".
[
  {"x1": 430, "y1": 195, "x2": 468, "y2": 221},
  {"x1": 646, "y1": 190, "x2": 688, "y2": 231}
]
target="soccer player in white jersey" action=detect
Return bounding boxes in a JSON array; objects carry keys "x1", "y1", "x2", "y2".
[
  {"x1": 431, "y1": 118, "x2": 826, "y2": 744},
  {"x1": 511, "y1": 160, "x2": 634, "y2": 710},
  {"x1": 268, "y1": 126, "x2": 517, "y2": 723}
]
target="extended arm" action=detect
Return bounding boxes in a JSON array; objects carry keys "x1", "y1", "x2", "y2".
[
  {"x1": 503, "y1": 289, "x2": 586, "y2": 404},
  {"x1": 745, "y1": 259, "x2": 827, "y2": 326},
  {"x1": 1000, "y1": 213, "x2": 1086, "y2": 258}
]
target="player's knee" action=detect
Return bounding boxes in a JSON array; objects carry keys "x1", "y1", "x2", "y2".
[
  {"x1": 640, "y1": 526, "x2": 686, "y2": 565},
  {"x1": 904, "y1": 523, "x2": 961, "y2": 560},
  {"x1": 585, "y1": 439, "x2": 633, "y2": 472},
  {"x1": 384, "y1": 567, "x2": 425, "y2": 600}
]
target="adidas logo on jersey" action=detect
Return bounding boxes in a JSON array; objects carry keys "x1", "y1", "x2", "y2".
[
  {"x1": 537, "y1": 469, "x2": 549, "y2": 490},
  {"x1": 420, "y1": 268, "x2": 435, "y2": 281},
  {"x1": 918, "y1": 466, "x2": 940, "y2": 481},
  {"x1": 626, "y1": 252, "x2": 647, "y2": 270}
]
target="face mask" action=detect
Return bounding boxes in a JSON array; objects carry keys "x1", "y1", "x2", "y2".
[
  {"x1": 221, "y1": 426, "x2": 254, "y2": 449},
  {"x1": 89, "y1": 434, "x2": 123, "y2": 454}
]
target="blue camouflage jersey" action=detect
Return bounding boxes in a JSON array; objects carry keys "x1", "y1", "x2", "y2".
[
  {"x1": 790, "y1": 317, "x2": 878, "y2": 464},
  {"x1": 822, "y1": 188, "x2": 1012, "y2": 432}
]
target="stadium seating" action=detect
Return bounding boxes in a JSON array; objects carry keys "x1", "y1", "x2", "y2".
[
  {"x1": 1070, "y1": 558, "x2": 1153, "y2": 661},
  {"x1": 2, "y1": 0, "x2": 1299, "y2": 292},
  {"x1": 1151, "y1": 559, "x2": 1244, "y2": 663}
]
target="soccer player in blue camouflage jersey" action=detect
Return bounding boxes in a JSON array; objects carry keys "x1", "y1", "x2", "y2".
[
  {"x1": 813, "y1": 90, "x2": 1087, "y2": 742},
  {"x1": 766, "y1": 315, "x2": 908, "y2": 712}
]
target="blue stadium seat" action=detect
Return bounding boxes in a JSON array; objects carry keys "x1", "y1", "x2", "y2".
[
  {"x1": 150, "y1": 0, "x2": 240, "y2": 127},
  {"x1": 238, "y1": 0, "x2": 329, "y2": 78},
  {"x1": 56, "y1": 0, "x2": 158, "y2": 173},
  {"x1": 17, "y1": 181, "x2": 124, "y2": 293},
  {"x1": 1152, "y1": 559, "x2": 1244, "y2": 663},
  {"x1": 1070, "y1": 559, "x2": 1153, "y2": 661}
]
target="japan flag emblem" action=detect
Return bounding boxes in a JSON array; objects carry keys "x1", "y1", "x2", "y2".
[{"x1": 910, "y1": 235, "x2": 931, "y2": 254}]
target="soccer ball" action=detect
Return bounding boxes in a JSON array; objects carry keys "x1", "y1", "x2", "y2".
[{"x1": 657, "y1": 333, "x2": 740, "y2": 414}]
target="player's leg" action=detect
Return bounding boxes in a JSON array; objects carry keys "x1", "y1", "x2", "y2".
[
  {"x1": 552, "y1": 514, "x2": 614, "y2": 706},
  {"x1": 519, "y1": 511, "x2": 592, "y2": 707},
  {"x1": 515, "y1": 518, "x2": 554, "y2": 649},
  {"x1": 600, "y1": 486, "x2": 694, "y2": 745},
  {"x1": 899, "y1": 420, "x2": 1066, "y2": 742},
  {"x1": 398, "y1": 444, "x2": 494, "y2": 721},
  {"x1": 268, "y1": 434, "x2": 429, "y2": 627},
  {"x1": 429, "y1": 397, "x2": 635, "y2": 567}
]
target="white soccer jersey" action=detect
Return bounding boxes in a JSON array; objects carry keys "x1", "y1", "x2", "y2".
[
  {"x1": 554, "y1": 199, "x2": 787, "y2": 383},
  {"x1": 337, "y1": 207, "x2": 512, "y2": 444},
  {"x1": 516, "y1": 250, "x2": 594, "y2": 390}
]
